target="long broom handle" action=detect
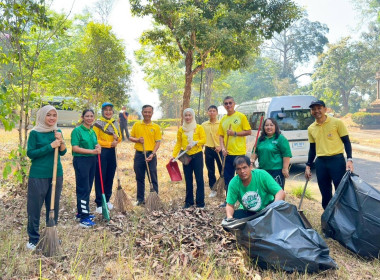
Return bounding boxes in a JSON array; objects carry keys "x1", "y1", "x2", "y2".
[
  {"x1": 210, "y1": 131, "x2": 222, "y2": 165},
  {"x1": 97, "y1": 154, "x2": 106, "y2": 194},
  {"x1": 299, "y1": 179, "x2": 309, "y2": 210},
  {"x1": 49, "y1": 147, "x2": 59, "y2": 212},
  {"x1": 251, "y1": 114, "x2": 264, "y2": 156},
  {"x1": 115, "y1": 147, "x2": 122, "y2": 188},
  {"x1": 142, "y1": 142, "x2": 154, "y2": 191},
  {"x1": 221, "y1": 124, "x2": 232, "y2": 174}
]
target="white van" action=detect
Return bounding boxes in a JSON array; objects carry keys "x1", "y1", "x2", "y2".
[{"x1": 237, "y1": 95, "x2": 317, "y2": 164}]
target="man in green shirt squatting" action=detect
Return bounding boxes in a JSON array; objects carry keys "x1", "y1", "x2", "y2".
[{"x1": 226, "y1": 156, "x2": 285, "y2": 219}]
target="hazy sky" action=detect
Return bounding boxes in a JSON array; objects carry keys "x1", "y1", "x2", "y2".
[{"x1": 51, "y1": 0, "x2": 363, "y2": 113}]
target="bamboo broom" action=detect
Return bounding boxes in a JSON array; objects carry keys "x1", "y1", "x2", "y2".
[
  {"x1": 114, "y1": 148, "x2": 132, "y2": 213},
  {"x1": 36, "y1": 147, "x2": 60, "y2": 257},
  {"x1": 143, "y1": 142, "x2": 162, "y2": 212}
]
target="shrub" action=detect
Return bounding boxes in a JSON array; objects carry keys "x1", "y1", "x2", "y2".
[
  {"x1": 352, "y1": 112, "x2": 380, "y2": 126},
  {"x1": 291, "y1": 185, "x2": 313, "y2": 200}
]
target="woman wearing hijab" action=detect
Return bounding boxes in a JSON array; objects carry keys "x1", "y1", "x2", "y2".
[
  {"x1": 172, "y1": 108, "x2": 206, "y2": 209},
  {"x1": 251, "y1": 118, "x2": 292, "y2": 189},
  {"x1": 26, "y1": 105, "x2": 67, "y2": 250},
  {"x1": 71, "y1": 109, "x2": 101, "y2": 228},
  {"x1": 93, "y1": 102, "x2": 122, "y2": 214}
]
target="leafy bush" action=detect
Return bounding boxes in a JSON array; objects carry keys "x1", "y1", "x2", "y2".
[
  {"x1": 352, "y1": 112, "x2": 380, "y2": 126},
  {"x1": 291, "y1": 185, "x2": 313, "y2": 200}
]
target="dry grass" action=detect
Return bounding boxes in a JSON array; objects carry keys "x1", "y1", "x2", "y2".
[{"x1": 0, "y1": 127, "x2": 379, "y2": 279}]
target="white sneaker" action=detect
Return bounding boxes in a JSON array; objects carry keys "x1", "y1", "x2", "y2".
[
  {"x1": 96, "y1": 206, "x2": 102, "y2": 214},
  {"x1": 26, "y1": 242, "x2": 36, "y2": 251},
  {"x1": 209, "y1": 190, "x2": 217, "y2": 198},
  {"x1": 107, "y1": 202, "x2": 114, "y2": 210}
]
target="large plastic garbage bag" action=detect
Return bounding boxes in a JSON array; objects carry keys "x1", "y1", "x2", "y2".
[
  {"x1": 222, "y1": 201, "x2": 337, "y2": 273},
  {"x1": 321, "y1": 171, "x2": 380, "y2": 258}
]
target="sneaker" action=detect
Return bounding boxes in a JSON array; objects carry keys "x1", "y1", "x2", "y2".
[
  {"x1": 133, "y1": 200, "x2": 145, "y2": 206},
  {"x1": 107, "y1": 202, "x2": 114, "y2": 210},
  {"x1": 75, "y1": 213, "x2": 95, "y2": 221},
  {"x1": 95, "y1": 206, "x2": 102, "y2": 214},
  {"x1": 80, "y1": 217, "x2": 96, "y2": 228},
  {"x1": 183, "y1": 203, "x2": 193, "y2": 209},
  {"x1": 26, "y1": 242, "x2": 36, "y2": 251},
  {"x1": 218, "y1": 202, "x2": 227, "y2": 208},
  {"x1": 209, "y1": 190, "x2": 217, "y2": 198}
]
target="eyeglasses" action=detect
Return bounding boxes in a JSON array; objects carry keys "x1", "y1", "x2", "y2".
[{"x1": 224, "y1": 101, "x2": 233, "y2": 106}]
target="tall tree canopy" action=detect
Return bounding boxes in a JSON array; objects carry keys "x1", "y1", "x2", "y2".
[
  {"x1": 266, "y1": 17, "x2": 329, "y2": 80},
  {"x1": 130, "y1": 0, "x2": 301, "y2": 112}
]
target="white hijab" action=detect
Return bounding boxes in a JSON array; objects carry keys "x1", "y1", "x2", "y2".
[
  {"x1": 32, "y1": 105, "x2": 58, "y2": 132},
  {"x1": 182, "y1": 108, "x2": 197, "y2": 142}
]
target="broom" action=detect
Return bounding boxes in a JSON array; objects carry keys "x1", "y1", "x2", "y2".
[
  {"x1": 143, "y1": 142, "x2": 162, "y2": 212},
  {"x1": 213, "y1": 124, "x2": 231, "y2": 199},
  {"x1": 250, "y1": 114, "x2": 264, "y2": 166},
  {"x1": 97, "y1": 154, "x2": 110, "y2": 221},
  {"x1": 210, "y1": 131, "x2": 223, "y2": 175},
  {"x1": 36, "y1": 147, "x2": 60, "y2": 257},
  {"x1": 114, "y1": 148, "x2": 132, "y2": 213}
]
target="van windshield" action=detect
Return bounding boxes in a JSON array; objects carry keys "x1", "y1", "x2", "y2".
[{"x1": 270, "y1": 109, "x2": 314, "y2": 131}]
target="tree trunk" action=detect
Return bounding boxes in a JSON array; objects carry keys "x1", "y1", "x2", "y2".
[
  {"x1": 341, "y1": 90, "x2": 349, "y2": 116},
  {"x1": 182, "y1": 50, "x2": 194, "y2": 114},
  {"x1": 203, "y1": 68, "x2": 215, "y2": 112}
]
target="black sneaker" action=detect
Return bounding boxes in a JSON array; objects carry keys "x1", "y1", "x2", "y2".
[{"x1": 75, "y1": 213, "x2": 95, "y2": 221}]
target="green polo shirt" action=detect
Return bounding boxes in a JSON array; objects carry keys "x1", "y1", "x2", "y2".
[
  {"x1": 255, "y1": 134, "x2": 292, "y2": 170},
  {"x1": 27, "y1": 130, "x2": 67, "y2": 178},
  {"x1": 71, "y1": 125, "x2": 98, "y2": 157},
  {"x1": 226, "y1": 169, "x2": 282, "y2": 212}
]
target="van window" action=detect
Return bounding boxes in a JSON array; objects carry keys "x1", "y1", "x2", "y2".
[
  {"x1": 271, "y1": 110, "x2": 314, "y2": 131},
  {"x1": 248, "y1": 112, "x2": 265, "y2": 130}
]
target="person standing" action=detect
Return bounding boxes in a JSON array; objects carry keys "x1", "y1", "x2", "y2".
[
  {"x1": 305, "y1": 100, "x2": 354, "y2": 209},
  {"x1": 129, "y1": 105, "x2": 162, "y2": 206},
  {"x1": 26, "y1": 105, "x2": 67, "y2": 250},
  {"x1": 218, "y1": 96, "x2": 251, "y2": 207},
  {"x1": 93, "y1": 102, "x2": 122, "y2": 214},
  {"x1": 172, "y1": 108, "x2": 206, "y2": 209},
  {"x1": 251, "y1": 118, "x2": 292, "y2": 189},
  {"x1": 202, "y1": 105, "x2": 223, "y2": 198},
  {"x1": 71, "y1": 109, "x2": 101, "y2": 228},
  {"x1": 119, "y1": 106, "x2": 129, "y2": 141}
]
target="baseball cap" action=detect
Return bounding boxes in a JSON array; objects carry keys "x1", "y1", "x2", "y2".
[
  {"x1": 309, "y1": 100, "x2": 326, "y2": 108},
  {"x1": 102, "y1": 102, "x2": 114, "y2": 108}
]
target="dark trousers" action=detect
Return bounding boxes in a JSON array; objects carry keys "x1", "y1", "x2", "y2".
[
  {"x1": 120, "y1": 123, "x2": 129, "y2": 140},
  {"x1": 233, "y1": 209, "x2": 256, "y2": 219},
  {"x1": 315, "y1": 154, "x2": 346, "y2": 209},
  {"x1": 224, "y1": 155, "x2": 244, "y2": 193},
  {"x1": 27, "y1": 176, "x2": 63, "y2": 244},
  {"x1": 183, "y1": 152, "x2": 205, "y2": 207},
  {"x1": 73, "y1": 156, "x2": 96, "y2": 218},
  {"x1": 266, "y1": 169, "x2": 285, "y2": 190},
  {"x1": 204, "y1": 146, "x2": 223, "y2": 188},
  {"x1": 134, "y1": 151, "x2": 158, "y2": 202},
  {"x1": 95, "y1": 148, "x2": 116, "y2": 207}
]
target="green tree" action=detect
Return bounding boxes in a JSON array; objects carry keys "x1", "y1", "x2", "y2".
[
  {"x1": 74, "y1": 22, "x2": 132, "y2": 109},
  {"x1": 130, "y1": 0, "x2": 300, "y2": 113},
  {"x1": 266, "y1": 17, "x2": 329, "y2": 80},
  {"x1": 312, "y1": 38, "x2": 377, "y2": 115}
]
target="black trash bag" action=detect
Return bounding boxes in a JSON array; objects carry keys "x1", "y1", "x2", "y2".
[
  {"x1": 223, "y1": 201, "x2": 337, "y2": 273},
  {"x1": 321, "y1": 171, "x2": 380, "y2": 258}
]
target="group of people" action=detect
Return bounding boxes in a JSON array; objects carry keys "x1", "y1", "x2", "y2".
[{"x1": 25, "y1": 96, "x2": 354, "y2": 250}]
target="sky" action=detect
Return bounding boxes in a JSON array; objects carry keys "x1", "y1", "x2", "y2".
[{"x1": 51, "y1": 0, "x2": 363, "y2": 116}]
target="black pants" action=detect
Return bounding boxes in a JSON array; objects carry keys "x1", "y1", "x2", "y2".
[
  {"x1": 266, "y1": 169, "x2": 285, "y2": 190},
  {"x1": 233, "y1": 209, "x2": 256, "y2": 219},
  {"x1": 183, "y1": 152, "x2": 205, "y2": 207},
  {"x1": 27, "y1": 176, "x2": 63, "y2": 245},
  {"x1": 315, "y1": 154, "x2": 346, "y2": 209},
  {"x1": 134, "y1": 151, "x2": 158, "y2": 202},
  {"x1": 73, "y1": 156, "x2": 96, "y2": 219},
  {"x1": 224, "y1": 155, "x2": 244, "y2": 193},
  {"x1": 120, "y1": 123, "x2": 129, "y2": 140},
  {"x1": 95, "y1": 148, "x2": 116, "y2": 207},
  {"x1": 204, "y1": 146, "x2": 223, "y2": 189}
]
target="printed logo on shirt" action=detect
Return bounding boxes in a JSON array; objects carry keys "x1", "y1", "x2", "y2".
[
  {"x1": 272, "y1": 140, "x2": 278, "y2": 144},
  {"x1": 242, "y1": 191, "x2": 261, "y2": 211},
  {"x1": 234, "y1": 119, "x2": 239, "y2": 124}
]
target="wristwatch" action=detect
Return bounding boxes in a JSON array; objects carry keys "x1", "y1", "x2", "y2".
[{"x1": 347, "y1": 158, "x2": 353, "y2": 163}]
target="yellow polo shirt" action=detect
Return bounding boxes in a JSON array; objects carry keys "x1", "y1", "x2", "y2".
[
  {"x1": 131, "y1": 120, "x2": 162, "y2": 151},
  {"x1": 201, "y1": 120, "x2": 220, "y2": 148},
  {"x1": 218, "y1": 111, "x2": 251, "y2": 155},
  {"x1": 173, "y1": 125, "x2": 206, "y2": 157},
  {"x1": 308, "y1": 115, "x2": 348, "y2": 156}
]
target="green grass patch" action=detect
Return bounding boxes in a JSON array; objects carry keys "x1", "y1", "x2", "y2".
[{"x1": 290, "y1": 185, "x2": 313, "y2": 200}]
